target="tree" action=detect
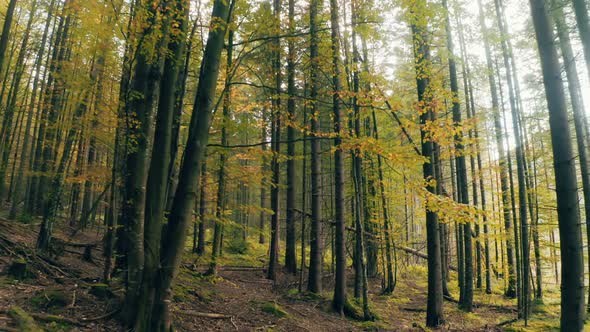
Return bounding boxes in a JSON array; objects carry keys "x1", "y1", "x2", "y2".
[
  {"x1": 330, "y1": 0, "x2": 347, "y2": 315},
  {"x1": 307, "y1": 0, "x2": 323, "y2": 294},
  {"x1": 408, "y1": 0, "x2": 444, "y2": 326},
  {"x1": 528, "y1": 0, "x2": 585, "y2": 329}
]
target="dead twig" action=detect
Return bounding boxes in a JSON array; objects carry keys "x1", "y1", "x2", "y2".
[{"x1": 81, "y1": 308, "x2": 120, "y2": 322}]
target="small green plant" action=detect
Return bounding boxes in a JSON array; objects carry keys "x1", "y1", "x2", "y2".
[
  {"x1": 226, "y1": 237, "x2": 249, "y2": 255},
  {"x1": 261, "y1": 301, "x2": 289, "y2": 318},
  {"x1": 17, "y1": 213, "x2": 33, "y2": 224},
  {"x1": 30, "y1": 290, "x2": 69, "y2": 310}
]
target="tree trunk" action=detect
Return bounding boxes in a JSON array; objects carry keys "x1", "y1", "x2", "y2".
[
  {"x1": 409, "y1": 0, "x2": 444, "y2": 326},
  {"x1": 119, "y1": 1, "x2": 169, "y2": 324},
  {"x1": 529, "y1": 0, "x2": 585, "y2": 329},
  {"x1": 307, "y1": 0, "x2": 323, "y2": 294},
  {"x1": 148, "y1": 0, "x2": 231, "y2": 329},
  {"x1": 268, "y1": 0, "x2": 282, "y2": 281},
  {"x1": 330, "y1": 0, "x2": 347, "y2": 314},
  {"x1": 475, "y1": 0, "x2": 517, "y2": 298},
  {"x1": 0, "y1": 0, "x2": 17, "y2": 83},
  {"x1": 571, "y1": 0, "x2": 590, "y2": 84},
  {"x1": 284, "y1": 0, "x2": 297, "y2": 275},
  {"x1": 9, "y1": 0, "x2": 47, "y2": 220},
  {"x1": 210, "y1": 24, "x2": 234, "y2": 277},
  {"x1": 553, "y1": 0, "x2": 589, "y2": 310},
  {"x1": 493, "y1": 0, "x2": 530, "y2": 318}
]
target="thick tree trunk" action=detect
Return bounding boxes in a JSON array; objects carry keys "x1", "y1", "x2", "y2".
[
  {"x1": 571, "y1": 0, "x2": 590, "y2": 84},
  {"x1": 553, "y1": 0, "x2": 590, "y2": 310},
  {"x1": 196, "y1": 162, "x2": 207, "y2": 255},
  {"x1": 147, "y1": 0, "x2": 231, "y2": 329},
  {"x1": 119, "y1": 1, "x2": 169, "y2": 325},
  {"x1": 0, "y1": 0, "x2": 17, "y2": 82},
  {"x1": 135, "y1": 1, "x2": 188, "y2": 327},
  {"x1": 529, "y1": 0, "x2": 585, "y2": 330}
]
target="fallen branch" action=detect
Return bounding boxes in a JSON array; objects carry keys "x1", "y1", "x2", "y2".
[
  {"x1": 175, "y1": 310, "x2": 232, "y2": 319},
  {"x1": 221, "y1": 266, "x2": 264, "y2": 271},
  {"x1": 30, "y1": 312, "x2": 86, "y2": 327},
  {"x1": 81, "y1": 308, "x2": 120, "y2": 322},
  {"x1": 401, "y1": 307, "x2": 426, "y2": 313},
  {"x1": 497, "y1": 318, "x2": 518, "y2": 327}
]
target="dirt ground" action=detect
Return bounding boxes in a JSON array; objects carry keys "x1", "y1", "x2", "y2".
[{"x1": 0, "y1": 218, "x2": 525, "y2": 331}]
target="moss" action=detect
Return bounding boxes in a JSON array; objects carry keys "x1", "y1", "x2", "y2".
[
  {"x1": 17, "y1": 213, "x2": 33, "y2": 224},
  {"x1": 89, "y1": 283, "x2": 114, "y2": 299},
  {"x1": 226, "y1": 238, "x2": 249, "y2": 254},
  {"x1": 354, "y1": 320, "x2": 389, "y2": 331},
  {"x1": 30, "y1": 290, "x2": 69, "y2": 310},
  {"x1": 261, "y1": 302, "x2": 289, "y2": 318},
  {"x1": 6, "y1": 258, "x2": 36, "y2": 280},
  {"x1": 7, "y1": 306, "x2": 43, "y2": 332},
  {"x1": 45, "y1": 321, "x2": 73, "y2": 332},
  {"x1": 286, "y1": 288, "x2": 299, "y2": 297},
  {"x1": 342, "y1": 299, "x2": 364, "y2": 321}
]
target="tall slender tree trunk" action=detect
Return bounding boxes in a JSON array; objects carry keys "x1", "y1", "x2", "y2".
[
  {"x1": 409, "y1": 0, "x2": 444, "y2": 326},
  {"x1": 9, "y1": 0, "x2": 48, "y2": 220},
  {"x1": 475, "y1": 0, "x2": 517, "y2": 298},
  {"x1": 210, "y1": 24, "x2": 234, "y2": 277},
  {"x1": 284, "y1": 0, "x2": 297, "y2": 275},
  {"x1": 307, "y1": 0, "x2": 323, "y2": 294},
  {"x1": 331, "y1": 0, "x2": 347, "y2": 314},
  {"x1": 442, "y1": 0, "x2": 472, "y2": 310},
  {"x1": 268, "y1": 0, "x2": 282, "y2": 281},
  {"x1": 493, "y1": 0, "x2": 529, "y2": 318}
]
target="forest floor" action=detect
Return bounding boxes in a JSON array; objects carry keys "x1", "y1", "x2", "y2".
[{"x1": 0, "y1": 216, "x2": 580, "y2": 331}]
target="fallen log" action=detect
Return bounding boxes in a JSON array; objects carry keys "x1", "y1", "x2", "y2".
[
  {"x1": 220, "y1": 266, "x2": 264, "y2": 271},
  {"x1": 395, "y1": 245, "x2": 458, "y2": 272}
]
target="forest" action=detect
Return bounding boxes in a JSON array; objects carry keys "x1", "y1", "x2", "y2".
[{"x1": 0, "y1": 0, "x2": 588, "y2": 330}]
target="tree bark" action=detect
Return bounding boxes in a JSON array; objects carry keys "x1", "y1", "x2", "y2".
[
  {"x1": 284, "y1": 0, "x2": 297, "y2": 275},
  {"x1": 553, "y1": 0, "x2": 589, "y2": 310},
  {"x1": 529, "y1": 0, "x2": 585, "y2": 329},
  {"x1": 148, "y1": 0, "x2": 231, "y2": 329},
  {"x1": 307, "y1": 0, "x2": 323, "y2": 294},
  {"x1": 409, "y1": 0, "x2": 444, "y2": 326}
]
